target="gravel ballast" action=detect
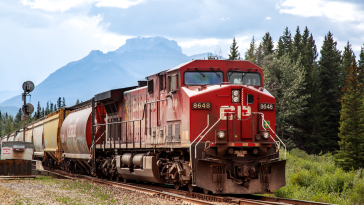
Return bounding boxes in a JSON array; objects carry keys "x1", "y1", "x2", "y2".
[{"x1": 0, "y1": 176, "x2": 182, "y2": 204}]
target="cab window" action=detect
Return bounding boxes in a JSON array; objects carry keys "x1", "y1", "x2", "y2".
[
  {"x1": 184, "y1": 71, "x2": 223, "y2": 86},
  {"x1": 227, "y1": 72, "x2": 261, "y2": 86}
]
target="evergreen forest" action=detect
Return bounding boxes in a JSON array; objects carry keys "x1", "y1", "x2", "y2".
[
  {"x1": 229, "y1": 26, "x2": 364, "y2": 169},
  {"x1": 0, "y1": 97, "x2": 66, "y2": 136}
]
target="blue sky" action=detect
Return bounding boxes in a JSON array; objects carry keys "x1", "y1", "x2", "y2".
[{"x1": 1, "y1": 0, "x2": 364, "y2": 92}]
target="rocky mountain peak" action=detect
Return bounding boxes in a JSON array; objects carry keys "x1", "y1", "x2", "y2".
[{"x1": 115, "y1": 36, "x2": 182, "y2": 54}]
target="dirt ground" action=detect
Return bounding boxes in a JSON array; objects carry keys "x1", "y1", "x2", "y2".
[{"x1": 0, "y1": 176, "x2": 183, "y2": 205}]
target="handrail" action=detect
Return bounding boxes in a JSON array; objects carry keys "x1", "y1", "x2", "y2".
[
  {"x1": 93, "y1": 99, "x2": 167, "y2": 127},
  {"x1": 194, "y1": 111, "x2": 235, "y2": 159},
  {"x1": 253, "y1": 112, "x2": 286, "y2": 159},
  {"x1": 190, "y1": 114, "x2": 209, "y2": 167},
  {"x1": 89, "y1": 131, "x2": 106, "y2": 153}
]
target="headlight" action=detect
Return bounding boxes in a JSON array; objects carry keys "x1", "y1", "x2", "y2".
[
  {"x1": 263, "y1": 132, "x2": 269, "y2": 139},
  {"x1": 231, "y1": 89, "x2": 240, "y2": 103},
  {"x1": 217, "y1": 131, "x2": 225, "y2": 139}
]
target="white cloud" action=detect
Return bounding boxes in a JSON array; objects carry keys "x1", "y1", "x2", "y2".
[
  {"x1": 266, "y1": 16, "x2": 271, "y2": 20},
  {"x1": 0, "y1": 8, "x2": 132, "y2": 91},
  {"x1": 220, "y1": 17, "x2": 229, "y2": 21},
  {"x1": 95, "y1": 0, "x2": 145, "y2": 9},
  {"x1": 277, "y1": 0, "x2": 364, "y2": 22},
  {"x1": 58, "y1": 15, "x2": 132, "y2": 51},
  {"x1": 20, "y1": 0, "x2": 146, "y2": 12}
]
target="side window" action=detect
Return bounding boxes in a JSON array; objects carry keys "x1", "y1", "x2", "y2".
[
  {"x1": 159, "y1": 74, "x2": 165, "y2": 91},
  {"x1": 247, "y1": 94, "x2": 254, "y2": 104},
  {"x1": 168, "y1": 74, "x2": 179, "y2": 92},
  {"x1": 148, "y1": 79, "x2": 154, "y2": 93}
]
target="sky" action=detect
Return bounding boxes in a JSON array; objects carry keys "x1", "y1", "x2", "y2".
[{"x1": 1, "y1": 0, "x2": 364, "y2": 92}]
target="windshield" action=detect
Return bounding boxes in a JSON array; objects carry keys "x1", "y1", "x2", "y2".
[
  {"x1": 184, "y1": 71, "x2": 223, "y2": 85},
  {"x1": 227, "y1": 72, "x2": 262, "y2": 86}
]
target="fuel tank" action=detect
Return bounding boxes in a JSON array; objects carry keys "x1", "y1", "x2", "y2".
[{"x1": 60, "y1": 107, "x2": 93, "y2": 155}]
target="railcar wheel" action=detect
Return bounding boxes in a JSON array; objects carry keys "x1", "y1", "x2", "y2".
[
  {"x1": 203, "y1": 188, "x2": 210, "y2": 195},
  {"x1": 187, "y1": 184, "x2": 194, "y2": 193},
  {"x1": 123, "y1": 178, "x2": 128, "y2": 183},
  {"x1": 173, "y1": 182, "x2": 180, "y2": 190}
]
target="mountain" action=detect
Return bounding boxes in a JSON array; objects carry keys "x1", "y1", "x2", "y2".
[{"x1": 0, "y1": 37, "x2": 192, "y2": 109}]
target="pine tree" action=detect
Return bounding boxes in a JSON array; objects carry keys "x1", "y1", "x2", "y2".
[
  {"x1": 342, "y1": 41, "x2": 355, "y2": 70},
  {"x1": 280, "y1": 27, "x2": 293, "y2": 56},
  {"x1": 291, "y1": 26, "x2": 302, "y2": 62},
  {"x1": 41, "y1": 108, "x2": 45, "y2": 117},
  {"x1": 276, "y1": 37, "x2": 285, "y2": 58},
  {"x1": 245, "y1": 36, "x2": 256, "y2": 63},
  {"x1": 299, "y1": 32, "x2": 325, "y2": 154},
  {"x1": 50, "y1": 102, "x2": 54, "y2": 113},
  {"x1": 14, "y1": 108, "x2": 23, "y2": 129},
  {"x1": 228, "y1": 37, "x2": 240, "y2": 60},
  {"x1": 262, "y1": 53, "x2": 309, "y2": 148},
  {"x1": 318, "y1": 31, "x2": 342, "y2": 151},
  {"x1": 62, "y1": 97, "x2": 66, "y2": 108},
  {"x1": 36, "y1": 102, "x2": 41, "y2": 119},
  {"x1": 341, "y1": 41, "x2": 356, "y2": 94},
  {"x1": 334, "y1": 60, "x2": 364, "y2": 170},
  {"x1": 359, "y1": 45, "x2": 364, "y2": 68},
  {"x1": 261, "y1": 32, "x2": 274, "y2": 57},
  {"x1": 75, "y1": 99, "x2": 80, "y2": 105},
  {"x1": 57, "y1": 97, "x2": 62, "y2": 109},
  {"x1": 46, "y1": 101, "x2": 50, "y2": 115},
  {"x1": 359, "y1": 45, "x2": 364, "y2": 87},
  {"x1": 54, "y1": 104, "x2": 57, "y2": 111},
  {"x1": 255, "y1": 43, "x2": 264, "y2": 67}
]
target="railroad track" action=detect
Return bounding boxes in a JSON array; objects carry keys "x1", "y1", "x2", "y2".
[{"x1": 45, "y1": 170, "x2": 333, "y2": 205}]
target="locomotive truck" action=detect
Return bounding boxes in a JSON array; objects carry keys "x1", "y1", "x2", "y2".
[{"x1": 1, "y1": 59, "x2": 286, "y2": 194}]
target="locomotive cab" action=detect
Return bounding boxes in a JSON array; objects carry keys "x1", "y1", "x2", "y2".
[{"x1": 178, "y1": 60, "x2": 286, "y2": 194}]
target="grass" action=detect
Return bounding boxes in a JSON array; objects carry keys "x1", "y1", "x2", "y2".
[
  {"x1": 274, "y1": 149, "x2": 364, "y2": 204},
  {"x1": 60, "y1": 179, "x2": 117, "y2": 204}
]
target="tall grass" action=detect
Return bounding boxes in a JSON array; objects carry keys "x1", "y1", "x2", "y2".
[{"x1": 274, "y1": 149, "x2": 364, "y2": 204}]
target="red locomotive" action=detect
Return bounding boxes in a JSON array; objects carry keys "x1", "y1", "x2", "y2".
[{"x1": 2, "y1": 59, "x2": 286, "y2": 194}]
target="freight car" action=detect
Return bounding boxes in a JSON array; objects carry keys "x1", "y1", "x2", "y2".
[{"x1": 1, "y1": 59, "x2": 286, "y2": 194}]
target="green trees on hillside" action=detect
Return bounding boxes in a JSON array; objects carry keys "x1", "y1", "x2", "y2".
[
  {"x1": 334, "y1": 60, "x2": 364, "y2": 170},
  {"x1": 236, "y1": 27, "x2": 364, "y2": 160},
  {"x1": 0, "y1": 97, "x2": 67, "y2": 136},
  {"x1": 318, "y1": 32, "x2": 342, "y2": 151},
  {"x1": 262, "y1": 54, "x2": 308, "y2": 147}
]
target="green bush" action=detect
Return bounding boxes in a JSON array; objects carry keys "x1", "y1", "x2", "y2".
[{"x1": 273, "y1": 149, "x2": 364, "y2": 204}]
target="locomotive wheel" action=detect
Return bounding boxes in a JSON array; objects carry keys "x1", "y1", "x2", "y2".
[
  {"x1": 109, "y1": 175, "x2": 113, "y2": 181},
  {"x1": 173, "y1": 182, "x2": 180, "y2": 190},
  {"x1": 187, "y1": 184, "x2": 194, "y2": 193},
  {"x1": 203, "y1": 188, "x2": 210, "y2": 195},
  {"x1": 123, "y1": 178, "x2": 128, "y2": 183},
  {"x1": 116, "y1": 175, "x2": 120, "y2": 182}
]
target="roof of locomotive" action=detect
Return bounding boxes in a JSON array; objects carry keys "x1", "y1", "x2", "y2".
[{"x1": 147, "y1": 59, "x2": 263, "y2": 79}]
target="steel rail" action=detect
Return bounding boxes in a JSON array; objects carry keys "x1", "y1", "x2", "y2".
[
  {"x1": 46, "y1": 170, "x2": 215, "y2": 205},
  {"x1": 43, "y1": 169, "x2": 334, "y2": 205}
]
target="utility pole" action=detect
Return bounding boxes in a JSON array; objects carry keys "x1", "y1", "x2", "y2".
[{"x1": 22, "y1": 81, "x2": 35, "y2": 142}]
